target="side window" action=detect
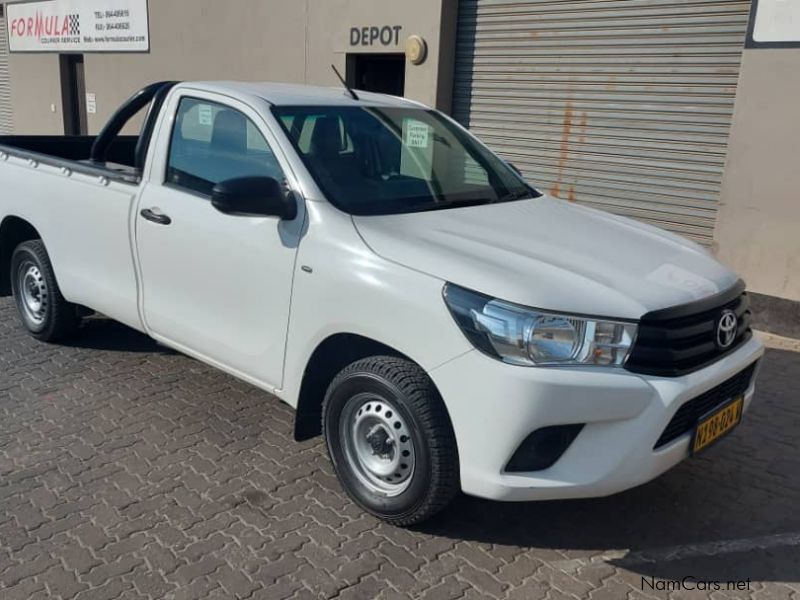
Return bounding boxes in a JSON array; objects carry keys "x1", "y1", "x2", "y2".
[
  {"x1": 463, "y1": 154, "x2": 490, "y2": 186},
  {"x1": 167, "y1": 97, "x2": 284, "y2": 196}
]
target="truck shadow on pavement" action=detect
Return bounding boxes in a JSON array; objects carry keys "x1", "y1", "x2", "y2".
[
  {"x1": 64, "y1": 316, "x2": 176, "y2": 354},
  {"x1": 418, "y1": 346, "x2": 800, "y2": 584}
]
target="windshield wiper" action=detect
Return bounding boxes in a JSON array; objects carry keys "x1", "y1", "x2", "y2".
[
  {"x1": 400, "y1": 188, "x2": 539, "y2": 215},
  {"x1": 406, "y1": 197, "x2": 494, "y2": 213},
  {"x1": 495, "y1": 188, "x2": 537, "y2": 203}
]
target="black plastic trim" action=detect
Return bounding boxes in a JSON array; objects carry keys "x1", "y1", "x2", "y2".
[
  {"x1": 654, "y1": 361, "x2": 757, "y2": 449},
  {"x1": 0, "y1": 143, "x2": 140, "y2": 184},
  {"x1": 628, "y1": 330, "x2": 752, "y2": 378},
  {"x1": 624, "y1": 281, "x2": 752, "y2": 377},
  {"x1": 505, "y1": 424, "x2": 585, "y2": 472},
  {"x1": 139, "y1": 208, "x2": 172, "y2": 226},
  {"x1": 641, "y1": 280, "x2": 746, "y2": 321},
  {"x1": 91, "y1": 81, "x2": 179, "y2": 164},
  {"x1": 0, "y1": 81, "x2": 180, "y2": 186},
  {"x1": 134, "y1": 82, "x2": 179, "y2": 171}
]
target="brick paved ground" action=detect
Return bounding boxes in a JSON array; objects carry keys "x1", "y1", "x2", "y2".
[{"x1": 1, "y1": 297, "x2": 798, "y2": 600}]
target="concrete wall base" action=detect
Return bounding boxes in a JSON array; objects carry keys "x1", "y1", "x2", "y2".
[{"x1": 750, "y1": 292, "x2": 800, "y2": 341}]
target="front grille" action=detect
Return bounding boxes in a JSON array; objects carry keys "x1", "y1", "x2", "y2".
[
  {"x1": 625, "y1": 281, "x2": 752, "y2": 377},
  {"x1": 654, "y1": 361, "x2": 757, "y2": 449}
]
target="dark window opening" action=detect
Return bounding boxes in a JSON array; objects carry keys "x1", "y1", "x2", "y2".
[
  {"x1": 346, "y1": 53, "x2": 406, "y2": 97},
  {"x1": 59, "y1": 54, "x2": 87, "y2": 136}
]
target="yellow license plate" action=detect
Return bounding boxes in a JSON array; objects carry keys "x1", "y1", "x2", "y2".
[{"x1": 692, "y1": 397, "x2": 744, "y2": 454}]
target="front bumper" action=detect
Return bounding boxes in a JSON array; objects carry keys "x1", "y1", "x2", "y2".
[{"x1": 428, "y1": 335, "x2": 764, "y2": 501}]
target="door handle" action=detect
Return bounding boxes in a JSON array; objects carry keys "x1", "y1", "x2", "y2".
[{"x1": 140, "y1": 207, "x2": 172, "y2": 226}]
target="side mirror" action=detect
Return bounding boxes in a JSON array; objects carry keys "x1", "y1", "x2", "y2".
[{"x1": 211, "y1": 176, "x2": 297, "y2": 220}]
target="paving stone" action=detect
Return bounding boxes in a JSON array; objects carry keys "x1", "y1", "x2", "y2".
[
  {"x1": 83, "y1": 555, "x2": 144, "y2": 587},
  {"x1": 41, "y1": 563, "x2": 89, "y2": 599},
  {"x1": 1, "y1": 577, "x2": 47, "y2": 600},
  {"x1": 457, "y1": 563, "x2": 508, "y2": 598},
  {"x1": 171, "y1": 555, "x2": 226, "y2": 585},
  {"x1": 140, "y1": 541, "x2": 186, "y2": 575},
  {"x1": 130, "y1": 569, "x2": 177, "y2": 599},
  {"x1": 497, "y1": 555, "x2": 542, "y2": 586},
  {"x1": 74, "y1": 578, "x2": 134, "y2": 600},
  {"x1": 1, "y1": 552, "x2": 58, "y2": 587},
  {"x1": 213, "y1": 563, "x2": 260, "y2": 599},
  {"x1": 419, "y1": 575, "x2": 470, "y2": 600},
  {"x1": 163, "y1": 576, "x2": 220, "y2": 600},
  {"x1": 0, "y1": 300, "x2": 796, "y2": 599}
]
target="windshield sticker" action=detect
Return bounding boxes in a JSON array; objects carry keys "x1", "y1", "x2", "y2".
[
  {"x1": 404, "y1": 119, "x2": 430, "y2": 149},
  {"x1": 198, "y1": 104, "x2": 214, "y2": 127}
]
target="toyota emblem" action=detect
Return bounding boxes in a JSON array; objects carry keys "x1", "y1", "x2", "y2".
[{"x1": 716, "y1": 309, "x2": 738, "y2": 349}]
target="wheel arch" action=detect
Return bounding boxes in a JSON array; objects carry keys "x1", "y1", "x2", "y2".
[
  {"x1": 0, "y1": 216, "x2": 42, "y2": 296},
  {"x1": 293, "y1": 332, "x2": 446, "y2": 442}
]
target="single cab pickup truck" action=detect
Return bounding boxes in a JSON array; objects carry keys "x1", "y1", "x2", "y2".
[{"x1": 0, "y1": 81, "x2": 764, "y2": 525}]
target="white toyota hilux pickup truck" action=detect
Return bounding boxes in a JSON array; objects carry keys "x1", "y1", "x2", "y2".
[{"x1": 0, "y1": 81, "x2": 764, "y2": 525}]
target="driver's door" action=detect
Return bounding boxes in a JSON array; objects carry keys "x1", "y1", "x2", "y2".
[{"x1": 135, "y1": 92, "x2": 303, "y2": 390}]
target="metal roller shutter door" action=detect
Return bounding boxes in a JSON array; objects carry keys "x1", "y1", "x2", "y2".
[
  {"x1": 0, "y1": 6, "x2": 12, "y2": 133},
  {"x1": 452, "y1": 0, "x2": 751, "y2": 245}
]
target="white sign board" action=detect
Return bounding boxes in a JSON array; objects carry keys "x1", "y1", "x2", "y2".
[
  {"x1": 85, "y1": 92, "x2": 96, "y2": 114},
  {"x1": 753, "y1": 0, "x2": 800, "y2": 43},
  {"x1": 6, "y1": 0, "x2": 149, "y2": 53},
  {"x1": 198, "y1": 104, "x2": 214, "y2": 127},
  {"x1": 404, "y1": 119, "x2": 430, "y2": 149}
]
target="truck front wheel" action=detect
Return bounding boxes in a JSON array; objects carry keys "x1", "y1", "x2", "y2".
[
  {"x1": 10, "y1": 240, "x2": 81, "y2": 342},
  {"x1": 322, "y1": 355, "x2": 459, "y2": 526}
]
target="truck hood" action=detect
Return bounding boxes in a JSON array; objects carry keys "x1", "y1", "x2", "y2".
[{"x1": 352, "y1": 196, "x2": 738, "y2": 319}]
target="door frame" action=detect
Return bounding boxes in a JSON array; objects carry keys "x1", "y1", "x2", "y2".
[
  {"x1": 59, "y1": 54, "x2": 88, "y2": 135},
  {"x1": 141, "y1": 87, "x2": 307, "y2": 199},
  {"x1": 132, "y1": 86, "x2": 310, "y2": 392}
]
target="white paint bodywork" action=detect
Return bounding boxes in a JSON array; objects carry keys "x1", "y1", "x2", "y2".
[{"x1": 0, "y1": 82, "x2": 764, "y2": 501}]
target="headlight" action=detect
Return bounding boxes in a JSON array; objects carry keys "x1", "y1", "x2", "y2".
[{"x1": 443, "y1": 283, "x2": 637, "y2": 367}]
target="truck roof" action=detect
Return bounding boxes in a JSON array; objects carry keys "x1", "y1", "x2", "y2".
[{"x1": 176, "y1": 81, "x2": 426, "y2": 109}]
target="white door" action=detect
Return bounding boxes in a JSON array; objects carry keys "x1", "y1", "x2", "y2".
[{"x1": 135, "y1": 94, "x2": 303, "y2": 389}]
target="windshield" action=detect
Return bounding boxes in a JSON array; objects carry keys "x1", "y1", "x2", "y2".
[{"x1": 272, "y1": 105, "x2": 540, "y2": 216}]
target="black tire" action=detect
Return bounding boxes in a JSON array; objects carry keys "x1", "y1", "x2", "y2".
[
  {"x1": 10, "y1": 240, "x2": 81, "y2": 342},
  {"x1": 322, "y1": 355, "x2": 459, "y2": 526}
]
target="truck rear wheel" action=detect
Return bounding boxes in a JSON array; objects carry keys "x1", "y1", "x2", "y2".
[
  {"x1": 322, "y1": 355, "x2": 459, "y2": 526},
  {"x1": 10, "y1": 240, "x2": 81, "y2": 342}
]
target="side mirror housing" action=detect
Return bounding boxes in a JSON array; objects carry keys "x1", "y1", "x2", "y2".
[{"x1": 211, "y1": 176, "x2": 297, "y2": 220}]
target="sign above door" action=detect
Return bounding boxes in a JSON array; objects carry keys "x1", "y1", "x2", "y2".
[{"x1": 6, "y1": 0, "x2": 149, "y2": 53}]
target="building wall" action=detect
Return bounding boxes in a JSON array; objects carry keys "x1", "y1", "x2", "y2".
[
  {"x1": 305, "y1": 0, "x2": 456, "y2": 111},
  {"x1": 5, "y1": 0, "x2": 455, "y2": 134},
  {"x1": 715, "y1": 49, "x2": 800, "y2": 303},
  {"x1": 4, "y1": 0, "x2": 798, "y2": 323}
]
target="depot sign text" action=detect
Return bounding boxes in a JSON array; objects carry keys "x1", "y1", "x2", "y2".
[{"x1": 350, "y1": 25, "x2": 403, "y2": 47}]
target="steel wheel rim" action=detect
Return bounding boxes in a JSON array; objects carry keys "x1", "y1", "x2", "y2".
[
  {"x1": 340, "y1": 393, "x2": 416, "y2": 497},
  {"x1": 18, "y1": 261, "x2": 48, "y2": 326}
]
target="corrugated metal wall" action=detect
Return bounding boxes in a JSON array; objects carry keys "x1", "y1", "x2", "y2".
[
  {"x1": 0, "y1": 5, "x2": 12, "y2": 133},
  {"x1": 452, "y1": 0, "x2": 751, "y2": 244}
]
